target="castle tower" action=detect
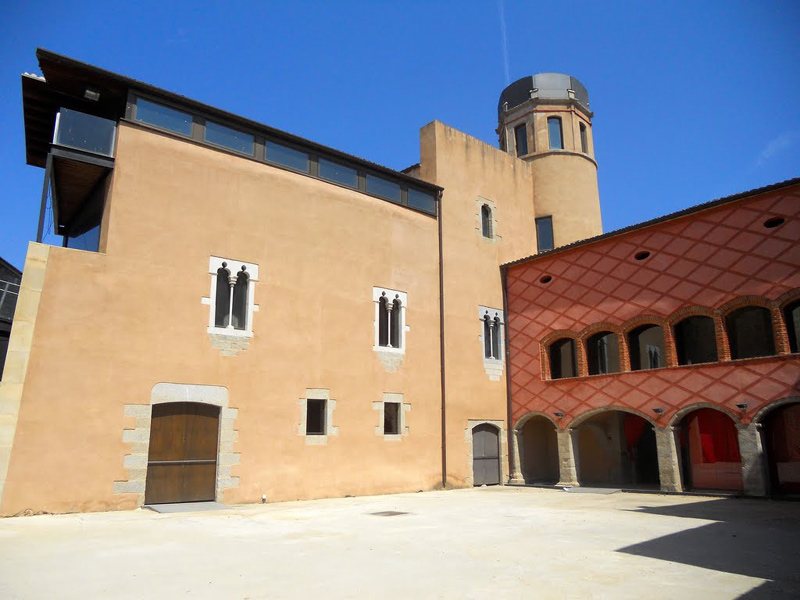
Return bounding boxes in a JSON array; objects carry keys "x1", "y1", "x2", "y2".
[{"x1": 498, "y1": 73, "x2": 602, "y2": 248}]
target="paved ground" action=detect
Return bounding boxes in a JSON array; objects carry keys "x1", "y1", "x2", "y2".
[{"x1": 1, "y1": 487, "x2": 798, "y2": 599}]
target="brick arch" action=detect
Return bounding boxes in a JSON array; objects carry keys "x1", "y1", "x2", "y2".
[
  {"x1": 578, "y1": 321, "x2": 621, "y2": 339},
  {"x1": 514, "y1": 410, "x2": 560, "y2": 430},
  {"x1": 716, "y1": 295, "x2": 774, "y2": 317},
  {"x1": 620, "y1": 314, "x2": 670, "y2": 334},
  {"x1": 775, "y1": 288, "x2": 800, "y2": 310},
  {"x1": 753, "y1": 396, "x2": 800, "y2": 424},
  {"x1": 669, "y1": 402, "x2": 741, "y2": 427},
  {"x1": 568, "y1": 405, "x2": 657, "y2": 429},
  {"x1": 667, "y1": 305, "x2": 716, "y2": 326},
  {"x1": 540, "y1": 330, "x2": 583, "y2": 379}
]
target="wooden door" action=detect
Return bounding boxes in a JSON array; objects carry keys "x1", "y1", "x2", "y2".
[
  {"x1": 145, "y1": 402, "x2": 220, "y2": 504},
  {"x1": 473, "y1": 424, "x2": 501, "y2": 486}
]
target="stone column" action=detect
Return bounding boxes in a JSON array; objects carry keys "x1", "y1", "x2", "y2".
[
  {"x1": 509, "y1": 428, "x2": 525, "y2": 484},
  {"x1": 654, "y1": 426, "x2": 683, "y2": 493},
  {"x1": 556, "y1": 428, "x2": 580, "y2": 487},
  {"x1": 737, "y1": 422, "x2": 767, "y2": 497}
]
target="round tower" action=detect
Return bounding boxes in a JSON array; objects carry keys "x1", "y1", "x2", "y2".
[{"x1": 498, "y1": 73, "x2": 602, "y2": 247}]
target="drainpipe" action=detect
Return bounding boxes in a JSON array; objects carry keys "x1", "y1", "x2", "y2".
[
  {"x1": 437, "y1": 191, "x2": 447, "y2": 489},
  {"x1": 501, "y1": 265, "x2": 515, "y2": 483}
]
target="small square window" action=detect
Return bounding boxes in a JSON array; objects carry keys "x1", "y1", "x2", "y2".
[
  {"x1": 384, "y1": 402, "x2": 401, "y2": 435},
  {"x1": 306, "y1": 399, "x2": 326, "y2": 435}
]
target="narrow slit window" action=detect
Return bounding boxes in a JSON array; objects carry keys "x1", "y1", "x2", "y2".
[
  {"x1": 548, "y1": 117, "x2": 563, "y2": 150},
  {"x1": 390, "y1": 298, "x2": 402, "y2": 349},
  {"x1": 481, "y1": 204, "x2": 493, "y2": 238},
  {"x1": 378, "y1": 295, "x2": 390, "y2": 347},
  {"x1": 514, "y1": 124, "x2": 528, "y2": 157},
  {"x1": 579, "y1": 122, "x2": 588, "y2": 153}
]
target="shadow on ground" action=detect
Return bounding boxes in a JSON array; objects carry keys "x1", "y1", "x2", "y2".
[{"x1": 618, "y1": 498, "x2": 800, "y2": 599}]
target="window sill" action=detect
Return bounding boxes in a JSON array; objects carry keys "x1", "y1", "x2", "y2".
[
  {"x1": 207, "y1": 326, "x2": 254, "y2": 338},
  {"x1": 373, "y1": 345, "x2": 404, "y2": 354}
]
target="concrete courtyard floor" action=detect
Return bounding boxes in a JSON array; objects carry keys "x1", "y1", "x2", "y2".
[{"x1": 1, "y1": 487, "x2": 799, "y2": 599}]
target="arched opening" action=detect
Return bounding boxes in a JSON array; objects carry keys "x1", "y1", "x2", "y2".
[
  {"x1": 628, "y1": 324, "x2": 665, "y2": 371},
  {"x1": 472, "y1": 423, "x2": 501, "y2": 486},
  {"x1": 390, "y1": 298, "x2": 402, "y2": 348},
  {"x1": 483, "y1": 312, "x2": 502, "y2": 360},
  {"x1": 549, "y1": 338, "x2": 577, "y2": 379},
  {"x1": 677, "y1": 408, "x2": 742, "y2": 492},
  {"x1": 481, "y1": 204, "x2": 493, "y2": 238},
  {"x1": 726, "y1": 306, "x2": 775, "y2": 359},
  {"x1": 214, "y1": 265, "x2": 231, "y2": 327},
  {"x1": 575, "y1": 411, "x2": 660, "y2": 489},
  {"x1": 784, "y1": 300, "x2": 800, "y2": 353},
  {"x1": 145, "y1": 401, "x2": 221, "y2": 505},
  {"x1": 586, "y1": 331, "x2": 620, "y2": 375},
  {"x1": 231, "y1": 268, "x2": 248, "y2": 330},
  {"x1": 519, "y1": 416, "x2": 558, "y2": 484},
  {"x1": 674, "y1": 315, "x2": 718, "y2": 365},
  {"x1": 762, "y1": 402, "x2": 800, "y2": 497}
]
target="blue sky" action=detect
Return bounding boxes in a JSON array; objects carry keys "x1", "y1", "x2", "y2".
[{"x1": 1, "y1": 1, "x2": 798, "y2": 270}]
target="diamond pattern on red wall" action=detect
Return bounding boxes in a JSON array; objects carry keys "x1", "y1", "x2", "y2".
[{"x1": 507, "y1": 186, "x2": 800, "y2": 427}]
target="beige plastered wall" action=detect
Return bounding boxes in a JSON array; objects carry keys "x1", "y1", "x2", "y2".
[
  {"x1": 419, "y1": 121, "x2": 537, "y2": 487},
  {"x1": 0, "y1": 123, "x2": 443, "y2": 515}
]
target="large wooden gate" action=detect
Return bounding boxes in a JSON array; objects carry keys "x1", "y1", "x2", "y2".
[
  {"x1": 472, "y1": 423, "x2": 501, "y2": 486},
  {"x1": 145, "y1": 402, "x2": 220, "y2": 504}
]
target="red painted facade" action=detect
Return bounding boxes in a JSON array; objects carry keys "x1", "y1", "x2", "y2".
[{"x1": 505, "y1": 182, "x2": 800, "y2": 431}]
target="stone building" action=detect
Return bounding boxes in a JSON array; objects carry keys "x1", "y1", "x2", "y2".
[
  {"x1": 0, "y1": 50, "x2": 601, "y2": 514},
  {"x1": 504, "y1": 180, "x2": 800, "y2": 496},
  {"x1": 0, "y1": 48, "x2": 796, "y2": 516}
]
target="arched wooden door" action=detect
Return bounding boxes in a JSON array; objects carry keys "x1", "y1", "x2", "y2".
[
  {"x1": 145, "y1": 402, "x2": 220, "y2": 504},
  {"x1": 472, "y1": 424, "x2": 500, "y2": 486}
]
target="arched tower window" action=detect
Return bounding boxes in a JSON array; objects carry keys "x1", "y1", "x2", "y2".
[
  {"x1": 674, "y1": 316, "x2": 718, "y2": 365},
  {"x1": 586, "y1": 331, "x2": 619, "y2": 375},
  {"x1": 214, "y1": 265, "x2": 232, "y2": 327},
  {"x1": 231, "y1": 268, "x2": 249, "y2": 330},
  {"x1": 784, "y1": 300, "x2": 800, "y2": 353},
  {"x1": 726, "y1": 306, "x2": 775, "y2": 359},
  {"x1": 481, "y1": 204, "x2": 493, "y2": 238},
  {"x1": 628, "y1": 324, "x2": 665, "y2": 371},
  {"x1": 375, "y1": 289, "x2": 406, "y2": 351},
  {"x1": 547, "y1": 117, "x2": 563, "y2": 150},
  {"x1": 483, "y1": 312, "x2": 502, "y2": 360},
  {"x1": 549, "y1": 338, "x2": 577, "y2": 379}
]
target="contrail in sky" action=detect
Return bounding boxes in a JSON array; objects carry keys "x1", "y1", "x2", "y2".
[{"x1": 498, "y1": 0, "x2": 510, "y2": 84}]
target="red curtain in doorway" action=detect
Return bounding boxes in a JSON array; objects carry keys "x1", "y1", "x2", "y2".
[
  {"x1": 695, "y1": 409, "x2": 741, "y2": 463},
  {"x1": 624, "y1": 415, "x2": 647, "y2": 451}
]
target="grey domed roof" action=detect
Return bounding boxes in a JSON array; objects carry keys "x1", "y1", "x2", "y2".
[{"x1": 498, "y1": 73, "x2": 589, "y2": 115}]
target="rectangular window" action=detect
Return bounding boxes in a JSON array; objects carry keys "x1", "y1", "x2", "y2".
[
  {"x1": 514, "y1": 124, "x2": 528, "y2": 157},
  {"x1": 384, "y1": 402, "x2": 400, "y2": 435},
  {"x1": 366, "y1": 175, "x2": 402, "y2": 204},
  {"x1": 536, "y1": 216, "x2": 554, "y2": 252},
  {"x1": 204, "y1": 121, "x2": 254, "y2": 155},
  {"x1": 408, "y1": 189, "x2": 436, "y2": 214},
  {"x1": 306, "y1": 399, "x2": 326, "y2": 435},
  {"x1": 319, "y1": 158, "x2": 358, "y2": 188},
  {"x1": 134, "y1": 98, "x2": 192, "y2": 136},
  {"x1": 548, "y1": 117, "x2": 563, "y2": 150},
  {"x1": 265, "y1": 141, "x2": 309, "y2": 172},
  {"x1": 580, "y1": 123, "x2": 588, "y2": 153}
]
